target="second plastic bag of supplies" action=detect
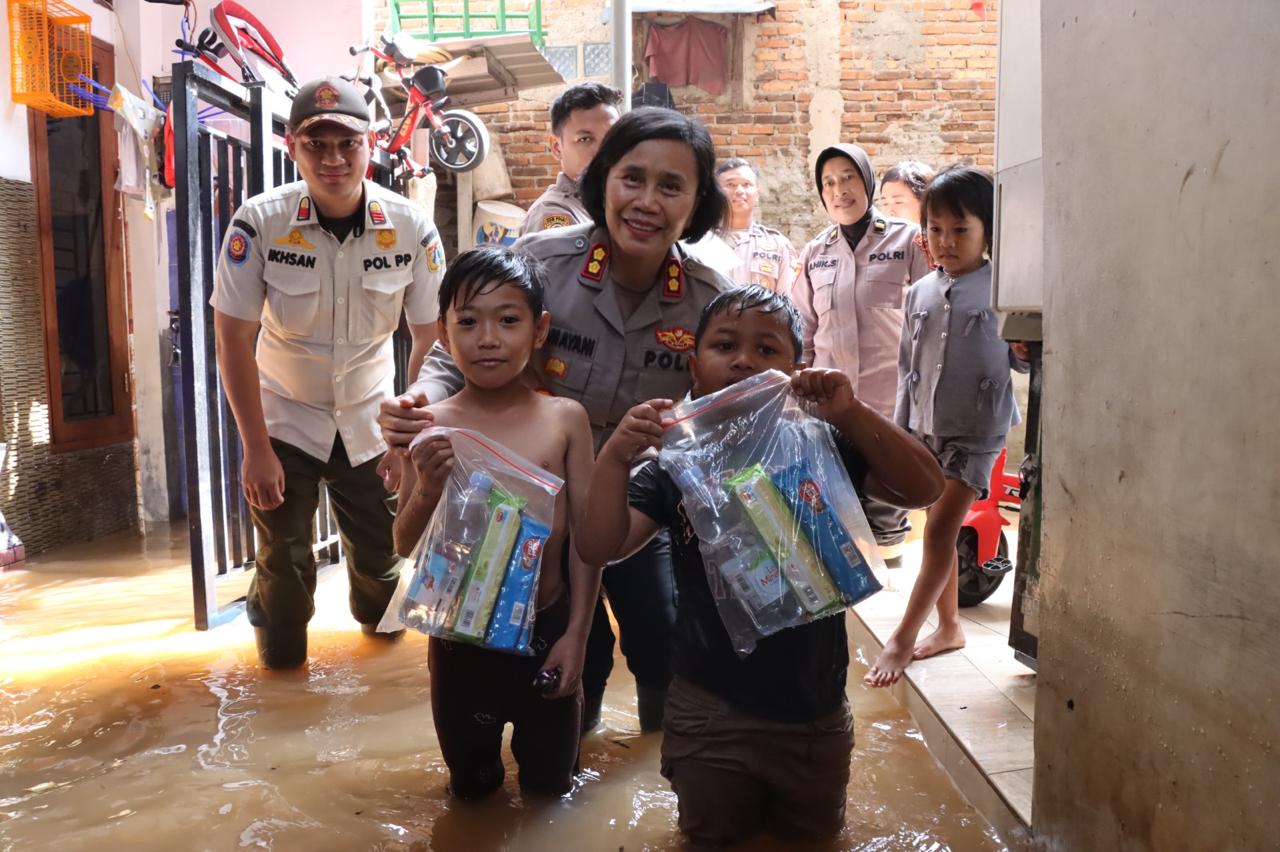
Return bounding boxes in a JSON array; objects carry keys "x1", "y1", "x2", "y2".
[
  {"x1": 659, "y1": 370, "x2": 884, "y2": 657},
  {"x1": 377, "y1": 427, "x2": 563, "y2": 655}
]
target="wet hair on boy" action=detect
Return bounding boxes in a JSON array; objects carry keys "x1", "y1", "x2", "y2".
[
  {"x1": 549, "y1": 82, "x2": 624, "y2": 136},
  {"x1": 694, "y1": 284, "x2": 804, "y2": 362},
  {"x1": 436, "y1": 245, "x2": 547, "y2": 319},
  {"x1": 920, "y1": 165, "x2": 995, "y2": 254}
]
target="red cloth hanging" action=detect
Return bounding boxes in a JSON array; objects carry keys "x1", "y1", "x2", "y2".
[{"x1": 643, "y1": 17, "x2": 729, "y2": 96}]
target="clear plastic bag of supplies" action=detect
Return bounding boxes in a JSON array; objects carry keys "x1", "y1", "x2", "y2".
[
  {"x1": 659, "y1": 370, "x2": 884, "y2": 657},
  {"x1": 378, "y1": 428, "x2": 563, "y2": 655}
]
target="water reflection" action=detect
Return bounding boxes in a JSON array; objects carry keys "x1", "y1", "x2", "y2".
[{"x1": 0, "y1": 527, "x2": 1006, "y2": 850}]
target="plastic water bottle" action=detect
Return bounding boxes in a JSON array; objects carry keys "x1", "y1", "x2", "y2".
[{"x1": 453, "y1": 470, "x2": 494, "y2": 551}]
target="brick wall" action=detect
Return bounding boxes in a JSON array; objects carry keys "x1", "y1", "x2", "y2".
[
  {"x1": 376, "y1": 0, "x2": 998, "y2": 249},
  {"x1": 0, "y1": 178, "x2": 138, "y2": 557}
]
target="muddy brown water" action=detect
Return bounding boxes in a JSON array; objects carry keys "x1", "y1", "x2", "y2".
[{"x1": 1, "y1": 528, "x2": 1005, "y2": 850}]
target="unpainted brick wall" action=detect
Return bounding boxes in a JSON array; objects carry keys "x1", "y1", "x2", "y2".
[
  {"x1": 0, "y1": 179, "x2": 138, "y2": 556},
  {"x1": 375, "y1": 0, "x2": 998, "y2": 249}
]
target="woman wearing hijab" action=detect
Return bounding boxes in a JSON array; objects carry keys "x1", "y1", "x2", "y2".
[{"x1": 792, "y1": 144, "x2": 932, "y2": 560}]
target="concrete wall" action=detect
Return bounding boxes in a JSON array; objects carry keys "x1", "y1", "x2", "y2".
[{"x1": 1033, "y1": 2, "x2": 1280, "y2": 849}]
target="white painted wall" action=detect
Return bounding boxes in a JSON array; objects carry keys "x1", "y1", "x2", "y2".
[{"x1": 1034, "y1": 2, "x2": 1280, "y2": 849}]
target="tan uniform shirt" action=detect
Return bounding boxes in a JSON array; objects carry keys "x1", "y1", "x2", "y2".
[
  {"x1": 720, "y1": 222, "x2": 801, "y2": 295},
  {"x1": 211, "y1": 180, "x2": 446, "y2": 465},
  {"x1": 520, "y1": 172, "x2": 592, "y2": 235},
  {"x1": 413, "y1": 222, "x2": 730, "y2": 449},
  {"x1": 791, "y1": 214, "x2": 931, "y2": 418}
]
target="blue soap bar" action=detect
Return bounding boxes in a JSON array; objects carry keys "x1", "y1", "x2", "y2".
[
  {"x1": 770, "y1": 460, "x2": 881, "y2": 605},
  {"x1": 484, "y1": 516, "x2": 550, "y2": 653}
]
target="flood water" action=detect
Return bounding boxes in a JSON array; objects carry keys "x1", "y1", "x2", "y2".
[{"x1": 1, "y1": 526, "x2": 1005, "y2": 851}]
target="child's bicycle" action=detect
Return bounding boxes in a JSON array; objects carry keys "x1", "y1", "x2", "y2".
[
  {"x1": 347, "y1": 32, "x2": 490, "y2": 184},
  {"x1": 168, "y1": 0, "x2": 300, "y2": 97},
  {"x1": 956, "y1": 448, "x2": 1021, "y2": 607}
]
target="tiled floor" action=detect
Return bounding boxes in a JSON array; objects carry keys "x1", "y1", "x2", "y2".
[{"x1": 851, "y1": 510, "x2": 1037, "y2": 828}]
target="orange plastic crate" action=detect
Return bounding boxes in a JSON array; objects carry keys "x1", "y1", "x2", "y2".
[{"x1": 7, "y1": 0, "x2": 93, "y2": 118}]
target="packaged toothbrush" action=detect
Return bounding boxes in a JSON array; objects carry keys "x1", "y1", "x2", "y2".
[
  {"x1": 377, "y1": 428, "x2": 563, "y2": 655},
  {"x1": 485, "y1": 517, "x2": 551, "y2": 652},
  {"x1": 659, "y1": 370, "x2": 884, "y2": 657}
]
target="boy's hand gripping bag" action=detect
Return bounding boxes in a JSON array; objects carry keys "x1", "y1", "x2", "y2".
[
  {"x1": 658, "y1": 370, "x2": 884, "y2": 656},
  {"x1": 377, "y1": 428, "x2": 563, "y2": 655}
]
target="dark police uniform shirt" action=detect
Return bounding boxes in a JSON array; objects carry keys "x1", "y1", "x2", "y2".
[
  {"x1": 627, "y1": 431, "x2": 871, "y2": 722},
  {"x1": 414, "y1": 223, "x2": 730, "y2": 449}
]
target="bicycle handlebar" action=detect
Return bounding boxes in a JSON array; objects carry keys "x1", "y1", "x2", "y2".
[{"x1": 349, "y1": 44, "x2": 369, "y2": 56}]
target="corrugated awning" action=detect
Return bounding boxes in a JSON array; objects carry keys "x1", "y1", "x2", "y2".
[{"x1": 604, "y1": 1, "x2": 776, "y2": 21}]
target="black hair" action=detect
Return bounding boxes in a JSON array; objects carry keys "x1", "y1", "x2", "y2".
[
  {"x1": 920, "y1": 164, "x2": 994, "y2": 254},
  {"x1": 549, "y1": 82, "x2": 623, "y2": 136},
  {"x1": 579, "y1": 107, "x2": 727, "y2": 243},
  {"x1": 694, "y1": 285, "x2": 803, "y2": 362},
  {"x1": 716, "y1": 157, "x2": 759, "y2": 179},
  {"x1": 881, "y1": 160, "x2": 935, "y2": 200},
  {"x1": 436, "y1": 245, "x2": 546, "y2": 319}
]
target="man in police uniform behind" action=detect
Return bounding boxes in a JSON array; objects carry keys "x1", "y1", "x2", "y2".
[
  {"x1": 715, "y1": 157, "x2": 801, "y2": 295},
  {"x1": 212, "y1": 77, "x2": 445, "y2": 669},
  {"x1": 519, "y1": 82, "x2": 621, "y2": 235}
]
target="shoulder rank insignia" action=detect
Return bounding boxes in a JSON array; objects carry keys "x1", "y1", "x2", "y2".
[
  {"x1": 873, "y1": 217, "x2": 887, "y2": 234},
  {"x1": 542, "y1": 213, "x2": 570, "y2": 230},
  {"x1": 368, "y1": 200, "x2": 387, "y2": 226},
  {"x1": 273, "y1": 228, "x2": 315, "y2": 250},
  {"x1": 295, "y1": 197, "x2": 312, "y2": 222},
  {"x1": 662, "y1": 257, "x2": 684, "y2": 300},
  {"x1": 581, "y1": 243, "x2": 608, "y2": 282},
  {"x1": 376, "y1": 229, "x2": 397, "y2": 250}
]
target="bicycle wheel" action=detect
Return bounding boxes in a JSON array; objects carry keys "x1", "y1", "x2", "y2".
[{"x1": 430, "y1": 109, "x2": 490, "y2": 173}]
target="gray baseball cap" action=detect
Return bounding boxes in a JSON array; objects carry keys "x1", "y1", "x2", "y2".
[{"x1": 289, "y1": 77, "x2": 370, "y2": 134}]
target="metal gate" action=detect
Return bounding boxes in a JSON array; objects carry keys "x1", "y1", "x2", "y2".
[{"x1": 173, "y1": 61, "x2": 341, "y2": 629}]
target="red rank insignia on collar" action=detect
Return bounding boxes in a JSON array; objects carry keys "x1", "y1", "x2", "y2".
[
  {"x1": 581, "y1": 243, "x2": 608, "y2": 282},
  {"x1": 296, "y1": 196, "x2": 312, "y2": 221},
  {"x1": 661, "y1": 256, "x2": 684, "y2": 300},
  {"x1": 368, "y1": 200, "x2": 387, "y2": 226}
]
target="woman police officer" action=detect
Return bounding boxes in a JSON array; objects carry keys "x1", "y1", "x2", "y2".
[{"x1": 378, "y1": 108, "x2": 731, "y2": 733}]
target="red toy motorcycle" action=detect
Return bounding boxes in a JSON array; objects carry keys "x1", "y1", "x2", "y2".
[{"x1": 956, "y1": 447, "x2": 1021, "y2": 607}]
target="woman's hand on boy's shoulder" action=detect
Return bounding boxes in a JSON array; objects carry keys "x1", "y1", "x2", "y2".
[
  {"x1": 791, "y1": 368, "x2": 859, "y2": 420},
  {"x1": 602, "y1": 399, "x2": 672, "y2": 466}
]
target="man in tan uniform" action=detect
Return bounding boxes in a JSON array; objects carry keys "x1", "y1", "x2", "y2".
[
  {"x1": 212, "y1": 78, "x2": 445, "y2": 668},
  {"x1": 715, "y1": 157, "x2": 800, "y2": 295},
  {"x1": 519, "y1": 82, "x2": 622, "y2": 235}
]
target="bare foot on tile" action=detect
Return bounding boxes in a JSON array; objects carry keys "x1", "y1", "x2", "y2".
[{"x1": 912, "y1": 623, "x2": 966, "y2": 659}]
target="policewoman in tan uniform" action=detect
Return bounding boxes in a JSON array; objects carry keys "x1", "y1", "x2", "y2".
[
  {"x1": 791, "y1": 143, "x2": 931, "y2": 553},
  {"x1": 383, "y1": 108, "x2": 731, "y2": 732},
  {"x1": 519, "y1": 82, "x2": 622, "y2": 235},
  {"x1": 212, "y1": 78, "x2": 444, "y2": 669},
  {"x1": 715, "y1": 157, "x2": 800, "y2": 294}
]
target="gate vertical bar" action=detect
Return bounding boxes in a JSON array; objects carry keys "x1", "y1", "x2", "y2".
[
  {"x1": 198, "y1": 133, "x2": 231, "y2": 580},
  {"x1": 175, "y1": 62, "x2": 218, "y2": 629}
]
